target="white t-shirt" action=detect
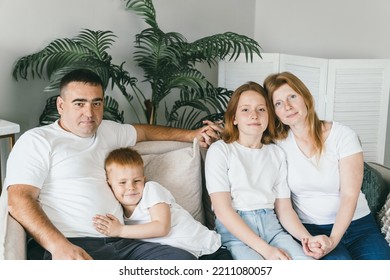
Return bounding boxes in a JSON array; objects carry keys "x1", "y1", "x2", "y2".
[
  {"x1": 124, "y1": 181, "x2": 221, "y2": 257},
  {"x1": 5, "y1": 120, "x2": 137, "y2": 237},
  {"x1": 277, "y1": 121, "x2": 370, "y2": 225},
  {"x1": 205, "y1": 140, "x2": 290, "y2": 211}
]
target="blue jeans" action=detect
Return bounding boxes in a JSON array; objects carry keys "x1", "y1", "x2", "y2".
[
  {"x1": 215, "y1": 209, "x2": 313, "y2": 260},
  {"x1": 27, "y1": 237, "x2": 196, "y2": 260},
  {"x1": 303, "y1": 213, "x2": 390, "y2": 260}
]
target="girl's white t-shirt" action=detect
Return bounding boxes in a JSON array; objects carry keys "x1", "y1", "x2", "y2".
[{"x1": 205, "y1": 140, "x2": 290, "y2": 211}]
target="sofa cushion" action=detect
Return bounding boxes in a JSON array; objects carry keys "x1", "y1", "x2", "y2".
[
  {"x1": 378, "y1": 194, "x2": 390, "y2": 244},
  {"x1": 134, "y1": 139, "x2": 205, "y2": 225},
  {"x1": 361, "y1": 162, "x2": 389, "y2": 218}
]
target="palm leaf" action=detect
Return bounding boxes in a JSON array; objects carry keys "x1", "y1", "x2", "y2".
[
  {"x1": 124, "y1": 0, "x2": 158, "y2": 28},
  {"x1": 13, "y1": 38, "x2": 92, "y2": 81},
  {"x1": 153, "y1": 69, "x2": 209, "y2": 105},
  {"x1": 75, "y1": 29, "x2": 117, "y2": 60},
  {"x1": 166, "y1": 107, "x2": 202, "y2": 129},
  {"x1": 182, "y1": 32, "x2": 262, "y2": 67},
  {"x1": 166, "y1": 87, "x2": 232, "y2": 128}
]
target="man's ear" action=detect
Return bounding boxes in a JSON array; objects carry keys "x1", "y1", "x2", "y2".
[{"x1": 56, "y1": 95, "x2": 64, "y2": 115}]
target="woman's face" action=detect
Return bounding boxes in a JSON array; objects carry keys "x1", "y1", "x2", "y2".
[{"x1": 272, "y1": 84, "x2": 307, "y2": 126}]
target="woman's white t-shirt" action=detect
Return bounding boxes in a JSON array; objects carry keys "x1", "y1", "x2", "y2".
[{"x1": 277, "y1": 121, "x2": 370, "y2": 225}]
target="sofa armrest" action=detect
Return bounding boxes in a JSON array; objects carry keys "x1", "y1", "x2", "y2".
[
  {"x1": 4, "y1": 214, "x2": 26, "y2": 259},
  {"x1": 0, "y1": 187, "x2": 27, "y2": 260}
]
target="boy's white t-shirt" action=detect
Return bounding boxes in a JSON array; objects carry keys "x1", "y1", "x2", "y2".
[
  {"x1": 277, "y1": 121, "x2": 370, "y2": 225},
  {"x1": 5, "y1": 120, "x2": 137, "y2": 237},
  {"x1": 125, "y1": 181, "x2": 221, "y2": 257},
  {"x1": 205, "y1": 140, "x2": 290, "y2": 211}
]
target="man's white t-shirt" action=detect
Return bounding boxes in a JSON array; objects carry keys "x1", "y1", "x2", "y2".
[
  {"x1": 124, "y1": 181, "x2": 221, "y2": 257},
  {"x1": 277, "y1": 121, "x2": 370, "y2": 225},
  {"x1": 205, "y1": 140, "x2": 290, "y2": 211},
  {"x1": 5, "y1": 120, "x2": 137, "y2": 237}
]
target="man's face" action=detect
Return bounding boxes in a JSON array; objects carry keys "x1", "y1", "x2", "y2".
[{"x1": 57, "y1": 81, "x2": 104, "y2": 138}]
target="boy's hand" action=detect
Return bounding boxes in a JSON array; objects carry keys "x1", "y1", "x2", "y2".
[{"x1": 93, "y1": 214, "x2": 123, "y2": 237}]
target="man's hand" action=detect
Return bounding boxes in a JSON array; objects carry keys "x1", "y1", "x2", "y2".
[
  {"x1": 195, "y1": 120, "x2": 224, "y2": 148},
  {"x1": 51, "y1": 240, "x2": 93, "y2": 260}
]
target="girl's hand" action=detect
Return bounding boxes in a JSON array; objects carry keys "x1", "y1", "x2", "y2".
[{"x1": 262, "y1": 244, "x2": 292, "y2": 260}]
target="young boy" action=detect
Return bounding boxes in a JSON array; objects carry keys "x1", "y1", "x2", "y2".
[{"x1": 93, "y1": 147, "x2": 225, "y2": 259}]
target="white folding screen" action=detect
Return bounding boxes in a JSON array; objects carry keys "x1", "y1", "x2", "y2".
[
  {"x1": 326, "y1": 60, "x2": 390, "y2": 163},
  {"x1": 218, "y1": 53, "x2": 279, "y2": 90},
  {"x1": 218, "y1": 53, "x2": 390, "y2": 164}
]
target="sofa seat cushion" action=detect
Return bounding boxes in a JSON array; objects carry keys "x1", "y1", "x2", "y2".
[{"x1": 134, "y1": 139, "x2": 205, "y2": 225}]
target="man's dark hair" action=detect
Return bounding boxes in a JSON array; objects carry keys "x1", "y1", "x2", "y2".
[{"x1": 60, "y1": 69, "x2": 104, "y2": 92}]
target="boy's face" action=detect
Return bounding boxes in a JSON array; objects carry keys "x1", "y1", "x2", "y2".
[{"x1": 106, "y1": 164, "x2": 145, "y2": 209}]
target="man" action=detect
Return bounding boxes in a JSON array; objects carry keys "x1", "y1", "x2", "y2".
[{"x1": 6, "y1": 69, "x2": 221, "y2": 260}]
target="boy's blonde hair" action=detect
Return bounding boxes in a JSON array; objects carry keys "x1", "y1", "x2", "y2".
[{"x1": 105, "y1": 147, "x2": 144, "y2": 170}]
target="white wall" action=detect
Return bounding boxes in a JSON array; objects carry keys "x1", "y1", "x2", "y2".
[{"x1": 254, "y1": 0, "x2": 390, "y2": 166}]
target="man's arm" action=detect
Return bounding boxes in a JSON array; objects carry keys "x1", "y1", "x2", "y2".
[
  {"x1": 8, "y1": 184, "x2": 92, "y2": 260},
  {"x1": 134, "y1": 120, "x2": 223, "y2": 148}
]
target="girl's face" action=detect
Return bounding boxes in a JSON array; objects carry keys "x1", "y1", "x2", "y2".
[
  {"x1": 234, "y1": 90, "x2": 269, "y2": 140},
  {"x1": 272, "y1": 84, "x2": 307, "y2": 126},
  {"x1": 106, "y1": 164, "x2": 145, "y2": 210}
]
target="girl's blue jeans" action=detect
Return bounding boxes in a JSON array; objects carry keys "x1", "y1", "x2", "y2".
[
  {"x1": 215, "y1": 208, "x2": 312, "y2": 260},
  {"x1": 303, "y1": 213, "x2": 390, "y2": 260}
]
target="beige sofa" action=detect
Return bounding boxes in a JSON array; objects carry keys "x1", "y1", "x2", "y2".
[
  {"x1": 1, "y1": 140, "x2": 390, "y2": 259},
  {"x1": 0, "y1": 140, "x2": 214, "y2": 259}
]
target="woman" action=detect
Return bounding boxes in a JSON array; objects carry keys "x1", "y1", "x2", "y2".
[
  {"x1": 264, "y1": 71, "x2": 390, "y2": 260},
  {"x1": 205, "y1": 81, "x2": 324, "y2": 260}
]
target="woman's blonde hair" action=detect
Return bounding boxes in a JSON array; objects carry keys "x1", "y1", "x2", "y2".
[
  {"x1": 264, "y1": 71, "x2": 325, "y2": 155},
  {"x1": 223, "y1": 81, "x2": 275, "y2": 144}
]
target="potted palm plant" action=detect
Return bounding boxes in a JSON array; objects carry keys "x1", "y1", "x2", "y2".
[
  {"x1": 12, "y1": 0, "x2": 262, "y2": 128},
  {"x1": 124, "y1": 0, "x2": 262, "y2": 127}
]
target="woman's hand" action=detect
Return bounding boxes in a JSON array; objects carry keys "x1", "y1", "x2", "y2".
[{"x1": 302, "y1": 235, "x2": 334, "y2": 259}]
